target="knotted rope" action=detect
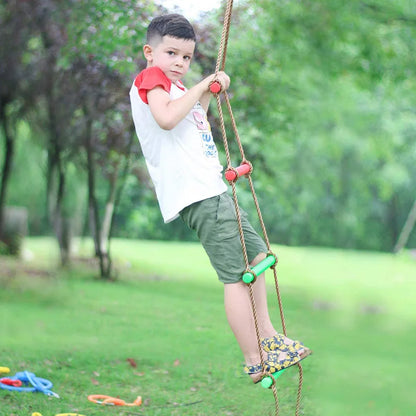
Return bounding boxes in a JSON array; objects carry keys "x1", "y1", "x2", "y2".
[{"x1": 211, "y1": 1, "x2": 304, "y2": 414}]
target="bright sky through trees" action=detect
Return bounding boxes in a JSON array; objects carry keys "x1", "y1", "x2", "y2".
[{"x1": 157, "y1": 0, "x2": 223, "y2": 19}]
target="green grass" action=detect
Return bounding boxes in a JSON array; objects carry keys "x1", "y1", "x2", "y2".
[{"x1": 1, "y1": 237, "x2": 415, "y2": 415}]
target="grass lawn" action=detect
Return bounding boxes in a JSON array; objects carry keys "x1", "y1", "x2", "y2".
[{"x1": 1, "y1": 237, "x2": 415, "y2": 415}]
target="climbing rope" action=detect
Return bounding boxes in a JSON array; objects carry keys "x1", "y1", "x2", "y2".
[{"x1": 211, "y1": 1, "x2": 304, "y2": 414}]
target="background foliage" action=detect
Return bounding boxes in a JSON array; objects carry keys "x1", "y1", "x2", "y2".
[{"x1": 1, "y1": 0, "x2": 415, "y2": 272}]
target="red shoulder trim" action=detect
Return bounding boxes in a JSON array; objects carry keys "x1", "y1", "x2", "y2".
[{"x1": 134, "y1": 67, "x2": 172, "y2": 104}]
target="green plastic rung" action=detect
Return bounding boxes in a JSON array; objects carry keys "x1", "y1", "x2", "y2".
[
  {"x1": 260, "y1": 368, "x2": 286, "y2": 389},
  {"x1": 242, "y1": 254, "x2": 276, "y2": 283}
]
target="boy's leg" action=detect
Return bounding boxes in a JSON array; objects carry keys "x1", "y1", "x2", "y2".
[
  {"x1": 249, "y1": 253, "x2": 278, "y2": 338},
  {"x1": 224, "y1": 253, "x2": 303, "y2": 379},
  {"x1": 224, "y1": 253, "x2": 278, "y2": 369},
  {"x1": 224, "y1": 278, "x2": 264, "y2": 367},
  {"x1": 249, "y1": 253, "x2": 307, "y2": 352}
]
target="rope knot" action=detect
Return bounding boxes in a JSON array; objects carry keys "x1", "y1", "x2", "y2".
[
  {"x1": 268, "y1": 251, "x2": 278, "y2": 268},
  {"x1": 225, "y1": 161, "x2": 252, "y2": 183}
]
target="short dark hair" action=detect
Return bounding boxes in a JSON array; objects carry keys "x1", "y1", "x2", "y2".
[{"x1": 146, "y1": 14, "x2": 196, "y2": 45}]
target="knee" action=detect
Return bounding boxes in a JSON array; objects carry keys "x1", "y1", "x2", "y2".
[{"x1": 250, "y1": 252, "x2": 266, "y2": 267}]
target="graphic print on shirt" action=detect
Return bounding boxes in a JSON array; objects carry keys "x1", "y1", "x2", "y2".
[{"x1": 192, "y1": 110, "x2": 218, "y2": 158}]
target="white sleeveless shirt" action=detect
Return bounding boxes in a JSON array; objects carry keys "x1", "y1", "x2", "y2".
[{"x1": 129, "y1": 67, "x2": 227, "y2": 223}]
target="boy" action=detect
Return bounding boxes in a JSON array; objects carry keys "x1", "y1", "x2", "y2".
[{"x1": 130, "y1": 14, "x2": 310, "y2": 383}]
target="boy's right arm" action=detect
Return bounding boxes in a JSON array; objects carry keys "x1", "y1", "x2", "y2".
[{"x1": 147, "y1": 71, "x2": 230, "y2": 130}]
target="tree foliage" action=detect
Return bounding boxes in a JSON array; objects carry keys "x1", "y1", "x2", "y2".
[
  {"x1": 0, "y1": 0, "x2": 156, "y2": 276},
  {"x1": 1, "y1": 0, "x2": 415, "y2": 261},
  {"x1": 221, "y1": 0, "x2": 416, "y2": 250}
]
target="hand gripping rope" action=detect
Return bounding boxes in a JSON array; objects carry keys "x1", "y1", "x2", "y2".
[{"x1": 210, "y1": 1, "x2": 304, "y2": 415}]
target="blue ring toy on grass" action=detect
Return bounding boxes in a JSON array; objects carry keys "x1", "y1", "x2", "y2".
[{"x1": 0, "y1": 371, "x2": 59, "y2": 398}]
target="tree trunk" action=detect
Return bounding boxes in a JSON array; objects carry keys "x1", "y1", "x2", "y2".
[
  {"x1": 85, "y1": 116, "x2": 112, "y2": 279},
  {"x1": 100, "y1": 165, "x2": 119, "y2": 255},
  {"x1": 0, "y1": 102, "x2": 15, "y2": 238},
  {"x1": 394, "y1": 198, "x2": 416, "y2": 253},
  {"x1": 105, "y1": 135, "x2": 136, "y2": 273},
  {"x1": 45, "y1": 81, "x2": 71, "y2": 267}
]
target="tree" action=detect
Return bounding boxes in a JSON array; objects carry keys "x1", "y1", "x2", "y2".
[
  {"x1": 72, "y1": 57, "x2": 135, "y2": 278},
  {"x1": 0, "y1": 1, "x2": 34, "y2": 245},
  {"x1": 218, "y1": 0, "x2": 416, "y2": 250},
  {"x1": 1, "y1": 0, "x2": 156, "y2": 273},
  {"x1": 59, "y1": 0, "x2": 155, "y2": 277},
  {"x1": 394, "y1": 198, "x2": 416, "y2": 253}
]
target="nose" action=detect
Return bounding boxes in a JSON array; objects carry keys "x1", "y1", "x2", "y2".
[{"x1": 174, "y1": 56, "x2": 187, "y2": 67}]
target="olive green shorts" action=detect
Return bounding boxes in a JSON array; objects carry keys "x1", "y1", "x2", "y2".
[{"x1": 179, "y1": 192, "x2": 267, "y2": 284}]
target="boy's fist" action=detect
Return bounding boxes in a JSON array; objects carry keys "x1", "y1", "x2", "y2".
[{"x1": 209, "y1": 71, "x2": 230, "y2": 93}]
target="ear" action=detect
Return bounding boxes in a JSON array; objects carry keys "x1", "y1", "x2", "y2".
[{"x1": 143, "y1": 44, "x2": 153, "y2": 63}]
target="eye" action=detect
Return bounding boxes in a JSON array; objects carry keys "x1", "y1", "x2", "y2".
[
  {"x1": 184, "y1": 55, "x2": 192, "y2": 61},
  {"x1": 167, "y1": 50, "x2": 175, "y2": 56}
]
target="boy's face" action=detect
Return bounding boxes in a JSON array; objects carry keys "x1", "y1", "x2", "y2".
[{"x1": 144, "y1": 35, "x2": 195, "y2": 83}]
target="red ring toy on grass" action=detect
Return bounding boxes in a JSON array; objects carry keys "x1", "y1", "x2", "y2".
[
  {"x1": 88, "y1": 394, "x2": 142, "y2": 406},
  {"x1": 0, "y1": 378, "x2": 22, "y2": 387}
]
